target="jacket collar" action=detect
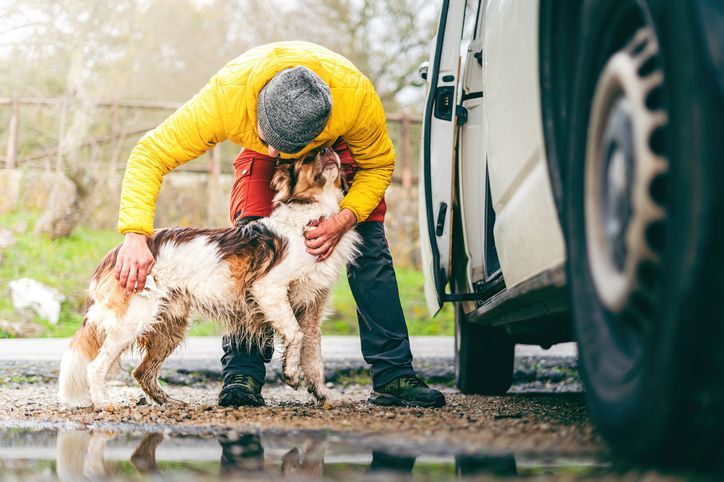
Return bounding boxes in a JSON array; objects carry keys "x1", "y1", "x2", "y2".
[{"x1": 243, "y1": 44, "x2": 340, "y2": 159}]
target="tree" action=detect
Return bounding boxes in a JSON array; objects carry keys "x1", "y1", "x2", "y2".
[{"x1": 224, "y1": 0, "x2": 437, "y2": 111}]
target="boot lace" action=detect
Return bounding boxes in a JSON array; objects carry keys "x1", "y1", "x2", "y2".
[
  {"x1": 399, "y1": 375, "x2": 427, "y2": 388},
  {"x1": 230, "y1": 374, "x2": 259, "y2": 392}
]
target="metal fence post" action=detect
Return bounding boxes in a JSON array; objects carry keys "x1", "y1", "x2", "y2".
[{"x1": 5, "y1": 94, "x2": 19, "y2": 169}]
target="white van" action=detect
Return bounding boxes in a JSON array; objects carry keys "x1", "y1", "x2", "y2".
[{"x1": 420, "y1": 0, "x2": 724, "y2": 461}]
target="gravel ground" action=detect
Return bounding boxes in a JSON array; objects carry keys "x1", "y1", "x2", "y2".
[
  {"x1": 0, "y1": 381, "x2": 597, "y2": 456},
  {"x1": 2, "y1": 354, "x2": 715, "y2": 481},
  {"x1": 0, "y1": 347, "x2": 584, "y2": 456}
]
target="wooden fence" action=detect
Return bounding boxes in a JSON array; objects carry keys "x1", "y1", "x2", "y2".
[{"x1": 0, "y1": 96, "x2": 421, "y2": 189}]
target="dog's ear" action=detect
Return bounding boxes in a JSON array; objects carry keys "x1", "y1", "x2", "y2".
[{"x1": 271, "y1": 162, "x2": 294, "y2": 205}]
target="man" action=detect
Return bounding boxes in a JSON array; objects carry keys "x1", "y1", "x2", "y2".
[{"x1": 114, "y1": 41, "x2": 445, "y2": 408}]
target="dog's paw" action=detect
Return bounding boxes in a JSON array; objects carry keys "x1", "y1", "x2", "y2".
[
  {"x1": 283, "y1": 371, "x2": 301, "y2": 390},
  {"x1": 307, "y1": 384, "x2": 334, "y2": 405},
  {"x1": 284, "y1": 378, "x2": 301, "y2": 390},
  {"x1": 162, "y1": 398, "x2": 187, "y2": 407}
]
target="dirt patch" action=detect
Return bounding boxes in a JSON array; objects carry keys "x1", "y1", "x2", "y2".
[{"x1": 0, "y1": 381, "x2": 599, "y2": 456}]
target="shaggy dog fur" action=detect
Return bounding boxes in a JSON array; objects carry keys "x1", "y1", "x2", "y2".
[{"x1": 58, "y1": 148, "x2": 361, "y2": 408}]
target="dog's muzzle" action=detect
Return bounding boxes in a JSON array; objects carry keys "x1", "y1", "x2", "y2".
[{"x1": 319, "y1": 148, "x2": 340, "y2": 169}]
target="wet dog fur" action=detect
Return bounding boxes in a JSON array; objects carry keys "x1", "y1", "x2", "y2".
[{"x1": 58, "y1": 148, "x2": 361, "y2": 408}]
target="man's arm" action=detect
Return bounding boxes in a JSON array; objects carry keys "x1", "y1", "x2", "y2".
[
  {"x1": 338, "y1": 88, "x2": 396, "y2": 222},
  {"x1": 118, "y1": 77, "x2": 228, "y2": 235},
  {"x1": 304, "y1": 86, "x2": 394, "y2": 261},
  {"x1": 115, "y1": 77, "x2": 228, "y2": 291}
]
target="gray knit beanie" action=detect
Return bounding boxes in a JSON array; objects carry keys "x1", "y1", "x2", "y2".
[{"x1": 257, "y1": 66, "x2": 332, "y2": 154}]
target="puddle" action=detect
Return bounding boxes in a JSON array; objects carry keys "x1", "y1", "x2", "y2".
[{"x1": 0, "y1": 425, "x2": 608, "y2": 481}]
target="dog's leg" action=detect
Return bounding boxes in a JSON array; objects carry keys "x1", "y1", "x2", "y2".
[
  {"x1": 87, "y1": 295, "x2": 160, "y2": 407},
  {"x1": 297, "y1": 292, "x2": 334, "y2": 406},
  {"x1": 130, "y1": 432, "x2": 164, "y2": 474},
  {"x1": 253, "y1": 282, "x2": 303, "y2": 389},
  {"x1": 87, "y1": 331, "x2": 134, "y2": 407},
  {"x1": 133, "y1": 339, "x2": 183, "y2": 406},
  {"x1": 83, "y1": 431, "x2": 115, "y2": 478},
  {"x1": 133, "y1": 302, "x2": 189, "y2": 405}
]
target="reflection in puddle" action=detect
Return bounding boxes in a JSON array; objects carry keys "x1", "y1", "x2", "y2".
[{"x1": 0, "y1": 427, "x2": 606, "y2": 481}]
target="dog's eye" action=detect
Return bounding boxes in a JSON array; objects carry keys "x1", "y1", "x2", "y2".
[{"x1": 302, "y1": 155, "x2": 315, "y2": 164}]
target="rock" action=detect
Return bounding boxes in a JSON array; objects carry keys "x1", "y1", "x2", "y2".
[
  {"x1": 8, "y1": 278, "x2": 66, "y2": 324},
  {"x1": 0, "y1": 229, "x2": 16, "y2": 249},
  {"x1": 0, "y1": 320, "x2": 44, "y2": 337},
  {"x1": 34, "y1": 176, "x2": 81, "y2": 240}
]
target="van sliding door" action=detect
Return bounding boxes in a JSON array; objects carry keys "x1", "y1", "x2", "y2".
[{"x1": 419, "y1": 0, "x2": 468, "y2": 315}]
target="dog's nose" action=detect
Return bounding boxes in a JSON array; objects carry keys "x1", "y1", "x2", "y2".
[{"x1": 320, "y1": 147, "x2": 330, "y2": 155}]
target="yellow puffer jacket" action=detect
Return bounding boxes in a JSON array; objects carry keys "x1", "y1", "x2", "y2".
[{"x1": 118, "y1": 41, "x2": 396, "y2": 235}]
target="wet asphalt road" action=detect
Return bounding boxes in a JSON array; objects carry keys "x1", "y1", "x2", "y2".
[{"x1": 0, "y1": 336, "x2": 581, "y2": 392}]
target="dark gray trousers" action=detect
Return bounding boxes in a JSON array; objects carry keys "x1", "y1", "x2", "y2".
[{"x1": 221, "y1": 221, "x2": 415, "y2": 390}]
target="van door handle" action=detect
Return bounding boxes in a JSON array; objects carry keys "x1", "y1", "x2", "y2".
[{"x1": 436, "y1": 202, "x2": 448, "y2": 236}]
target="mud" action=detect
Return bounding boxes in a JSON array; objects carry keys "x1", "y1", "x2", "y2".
[
  {"x1": 0, "y1": 353, "x2": 705, "y2": 481},
  {"x1": 0, "y1": 383, "x2": 699, "y2": 482},
  {"x1": 0, "y1": 382, "x2": 596, "y2": 456}
]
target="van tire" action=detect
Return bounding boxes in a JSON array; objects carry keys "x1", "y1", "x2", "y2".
[{"x1": 565, "y1": 0, "x2": 724, "y2": 463}]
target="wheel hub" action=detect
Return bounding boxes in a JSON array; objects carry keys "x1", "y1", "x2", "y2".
[
  {"x1": 600, "y1": 99, "x2": 635, "y2": 271},
  {"x1": 584, "y1": 28, "x2": 669, "y2": 318}
]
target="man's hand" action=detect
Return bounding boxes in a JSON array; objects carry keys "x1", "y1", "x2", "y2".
[
  {"x1": 115, "y1": 233, "x2": 155, "y2": 293},
  {"x1": 304, "y1": 209, "x2": 357, "y2": 262}
]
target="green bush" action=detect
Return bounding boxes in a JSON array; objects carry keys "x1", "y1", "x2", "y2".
[{"x1": 0, "y1": 213, "x2": 452, "y2": 338}]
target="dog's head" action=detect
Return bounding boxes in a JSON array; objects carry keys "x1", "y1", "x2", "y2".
[{"x1": 271, "y1": 147, "x2": 345, "y2": 206}]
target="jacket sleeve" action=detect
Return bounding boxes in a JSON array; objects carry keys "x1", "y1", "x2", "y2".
[
  {"x1": 117, "y1": 78, "x2": 228, "y2": 235},
  {"x1": 340, "y1": 89, "x2": 395, "y2": 222}
]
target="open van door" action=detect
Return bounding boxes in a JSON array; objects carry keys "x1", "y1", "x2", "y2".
[{"x1": 419, "y1": 0, "x2": 468, "y2": 316}]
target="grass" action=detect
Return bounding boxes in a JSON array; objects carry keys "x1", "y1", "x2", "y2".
[
  {"x1": 0, "y1": 212, "x2": 453, "y2": 338},
  {"x1": 327, "y1": 268, "x2": 453, "y2": 336},
  {"x1": 0, "y1": 212, "x2": 121, "y2": 338}
]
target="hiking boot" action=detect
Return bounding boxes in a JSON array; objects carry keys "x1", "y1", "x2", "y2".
[
  {"x1": 218, "y1": 374, "x2": 265, "y2": 407},
  {"x1": 368, "y1": 374, "x2": 446, "y2": 408}
]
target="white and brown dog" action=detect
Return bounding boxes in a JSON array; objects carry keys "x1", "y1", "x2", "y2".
[{"x1": 58, "y1": 148, "x2": 360, "y2": 408}]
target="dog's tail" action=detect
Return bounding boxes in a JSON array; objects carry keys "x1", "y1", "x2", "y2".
[
  {"x1": 56, "y1": 430, "x2": 92, "y2": 480},
  {"x1": 58, "y1": 316, "x2": 103, "y2": 405}
]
